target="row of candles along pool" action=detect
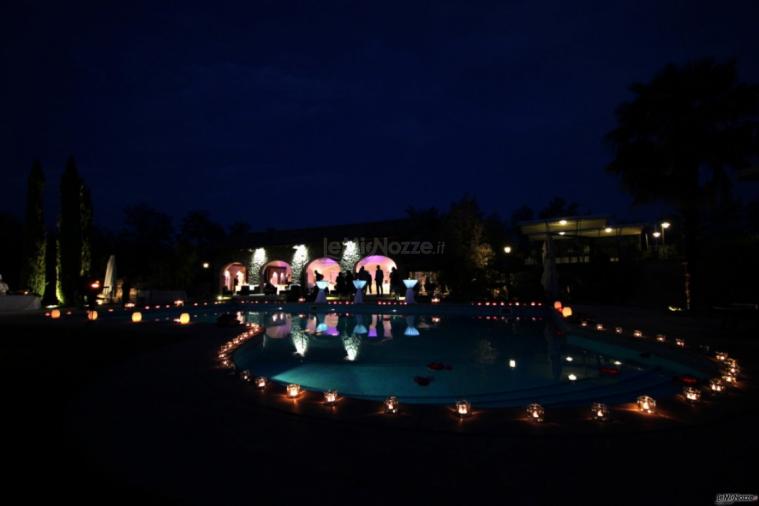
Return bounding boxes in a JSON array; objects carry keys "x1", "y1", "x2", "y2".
[{"x1": 216, "y1": 320, "x2": 742, "y2": 423}]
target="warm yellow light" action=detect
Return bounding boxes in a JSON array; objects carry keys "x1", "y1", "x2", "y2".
[
  {"x1": 661, "y1": 221, "x2": 671, "y2": 229},
  {"x1": 709, "y1": 378, "x2": 724, "y2": 392},
  {"x1": 652, "y1": 231, "x2": 661, "y2": 238},
  {"x1": 615, "y1": 326, "x2": 623, "y2": 334},
  {"x1": 715, "y1": 351, "x2": 728, "y2": 362},
  {"x1": 675, "y1": 338, "x2": 685, "y2": 347},
  {"x1": 559, "y1": 231, "x2": 566, "y2": 236},
  {"x1": 559, "y1": 219, "x2": 568, "y2": 225},
  {"x1": 241, "y1": 370, "x2": 252, "y2": 382},
  {"x1": 526, "y1": 403, "x2": 544, "y2": 422},
  {"x1": 655, "y1": 334, "x2": 667, "y2": 343},
  {"x1": 87, "y1": 310, "x2": 98, "y2": 321},
  {"x1": 287, "y1": 384, "x2": 302, "y2": 398},
  {"x1": 131, "y1": 312, "x2": 142, "y2": 323},
  {"x1": 178, "y1": 313, "x2": 191, "y2": 325},
  {"x1": 604, "y1": 227, "x2": 613, "y2": 233},
  {"x1": 565, "y1": 356, "x2": 573, "y2": 362},
  {"x1": 50, "y1": 309, "x2": 61, "y2": 319},
  {"x1": 254, "y1": 376, "x2": 267, "y2": 389},
  {"x1": 633, "y1": 330, "x2": 643, "y2": 338},
  {"x1": 561, "y1": 306, "x2": 573, "y2": 317},
  {"x1": 90, "y1": 280, "x2": 100, "y2": 289},
  {"x1": 455, "y1": 400, "x2": 471, "y2": 417},
  {"x1": 636, "y1": 395, "x2": 656, "y2": 414},
  {"x1": 595, "y1": 323, "x2": 605, "y2": 331},
  {"x1": 202, "y1": 262, "x2": 210, "y2": 269},
  {"x1": 324, "y1": 390, "x2": 338, "y2": 404},
  {"x1": 503, "y1": 245, "x2": 512, "y2": 254},
  {"x1": 591, "y1": 402, "x2": 608, "y2": 420},
  {"x1": 553, "y1": 300, "x2": 562, "y2": 310},
  {"x1": 384, "y1": 396, "x2": 399, "y2": 414},
  {"x1": 508, "y1": 359, "x2": 516, "y2": 368},
  {"x1": 683, "y1": 386, "x2": 700, "y2": 402},
  {"x1": 568, "y1": 374, "x2": 578, "y2": 381}
]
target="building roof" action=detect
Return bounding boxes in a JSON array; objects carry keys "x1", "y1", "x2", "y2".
[{"x1": 519, "y1": 215, "x2": 643, "y2": 240}]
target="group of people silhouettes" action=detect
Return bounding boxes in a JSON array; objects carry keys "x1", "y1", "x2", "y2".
[{"x1": 315, "y1": 265, "x2": 404, "y2": 298}]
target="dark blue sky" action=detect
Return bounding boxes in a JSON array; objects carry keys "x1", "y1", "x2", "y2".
[{"x1": 2, "y1": 0, "x2": 758, "y2": 230}]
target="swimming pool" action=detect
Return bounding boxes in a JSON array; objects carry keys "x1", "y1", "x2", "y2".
[{"x1": 231, "y1": 311, "x2": 708, "y2": 408}]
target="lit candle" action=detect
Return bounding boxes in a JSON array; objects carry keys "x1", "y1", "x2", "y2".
[
  {"x1": 526, "y1": 403, "x2": 544, "y2": 422},
  {"x1": 633, "y1": 330, "x2": 643, "y2": 338},
  {"x1": 324, "y1": 390, "x2": 338, "y2": 404},
  {"x1": 675, "y1": 338, "x2": 685, "y2": 347},
  {"x1": 595, "y1": 323, "x2": 605, "y2": 331},
  {"x1": 384, "y1": 396, "x2": 399, "y2": 414},
  {"x1": 715, "y1": 352, "x2": 728, "y2": 362},
  {"x1": 131, "y1": 312, "x2": 142, "y2": 323},
  {"x1": 178, "y1": 313, "x2": 191, "y2": 325},
  {"x1": 240, "y1": 370, "x2": 251, "y2": 382},
  {"x1": 683, "y1": 386, "x2": 700, "y2": 402},
  {"x1": 636, "y1": 395, "x2": 656, "y2": 413},
  {"x1": 287, "y1": 384, "x2": 302, "y2": 398},
  {"x1": 568, "y1": 374, "x2": 578, "y2": 381},
  {"x1": 614, "y1": 326, "x2": 623, "y2": 334},
  {"x1": 455, "y1": 400, "x2": 471, "y2": 417},
  {"x1": 709, "y1": 378, "x2": 724, "y2": 392},
  {"x1": 591, "y1": 402, "x2": 608, "y2": 420},
  {"x1": 508, "y1": 359, "x2": 516, "y2": 368},
  {"x1": 655, "y1": 334, "x2": 666, "y2": 343}
]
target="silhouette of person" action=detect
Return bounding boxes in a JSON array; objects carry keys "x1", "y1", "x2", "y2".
[
  {"x1": 314, "y1": 269, "x2": 324, "y2": 282},
  {"x1": 358, "y1": 266, "x2": 370, "y2": 294},
  {"x1": 389, "y1": 267, "x2": 400, "y2": 297},
  {"x1": 375, "y1": 265, "x2": 384, "y2": 295}
]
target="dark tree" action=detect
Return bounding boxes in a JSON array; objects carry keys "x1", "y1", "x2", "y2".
[
  {"x1": 538, "y1": 197, "x2": 580, "y2": 219},
  {"x1": 21, "y1": 161, "x2": 47, "y2": 296},
  {"x1": 57, "y1": 156, "x2": 92, "y2": 304},
  {"x1": 118, "y1": 204, "x2": 175, "y2": 290},
  {"x1": 606, "y1": 59, "x2": 759, "y2": 307}
]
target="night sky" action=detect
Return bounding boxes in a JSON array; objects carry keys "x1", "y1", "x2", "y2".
[{"x1": 3, "y1": 0, "x2": 758, "y2": 231}]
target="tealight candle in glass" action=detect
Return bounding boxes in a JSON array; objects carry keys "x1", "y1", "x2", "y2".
[
  {"x1": 384, "y1": 396, "x2": 399, "y2": 414},
  {"x1": 287, "y1": 384, "x2": 302, "y2": 398},
  {"x1": 683, "y1": 386, "x2": 701, "y2": 402},
  {"x1": 526, "y1": 403, "x2": 544, "y2": 422},
  {"x1": 455, "y1": 400, "x2": 471, "y2": 417},
  {"x1": 636, "y1": 395, "x2": 656, "y2": 413},
  {"x1": 591, "y1": 402, "x2": 608, "y2": 421}
]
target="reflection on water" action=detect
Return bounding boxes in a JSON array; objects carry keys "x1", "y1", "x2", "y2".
[{"x1": 231, "y1": 310, "x2": 661, "y2": 406}]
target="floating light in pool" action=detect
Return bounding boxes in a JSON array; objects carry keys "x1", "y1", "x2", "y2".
[
  {"x1": 508, "y1": 359, "x2": 517, "y2": 368},
  {"x1": 131, "y1": 312, "x2": 142, "y2": 323},
  {"x1": 178, "y1": 313, "x2": 191, "y2": 325},
  {"x1": 568, "y1": 374, "x2": 578, "y2": 381},
  {"x1": 655, "y1": 334, "x2": 667, "y2": 343},
  {"x1": 595, "y1": 323, "x2": 605, "y2": 331},
  {"x1": 636, "y1": 395, "x2": 656, "y2": 414},
  {"x1": 715, "y1": 351, "x2": 728, "y2": 362},
  {"x1": 384, "y1": 396, "x2": 399, "y2": 414},
  {"x1": 675, "y1": 338, "x2": 686, "y2": 347},
  {"x1": 591, "y1": 402, "x2": 609, "y2": 421},
  {"x1": 324, "y1": 390, "x2": 338, "y2": 405},
  {"x1": 287, "y1": 384, "x2": 302, "y2": 398},
  {"x1": 240, "y1": 370, "x2": 252, "y2": 382},
  {"x1": 565, "y1": 356, "x2": 574, "y2": 362},
  {"x1": 683, "y1": 386, "x2": 701, "y2": 402},
  {"x1": 526, "y1": 403, "x2": 544, "y2": 422},
  {"x1": 615, "y1": 326, "x2": 623, "y2": 334},
  {"x1": 709, "y1": 378, "x2": 724, "y2": 392},
  {"x1": 562, "y1": 306, "x2": 573, "y2": 318},
  {"x1": 455, "y1": 400, "x2": 471, "y2": 417},
  {"x1": 87, "y1": 310, "x2": 98, "y2": 321},
  {"x1": 254, "y1": 377, "x2": 267, "y2": 389},
  {"x1": 633, "y1": 330, "x2": 643, "y2": 338}
]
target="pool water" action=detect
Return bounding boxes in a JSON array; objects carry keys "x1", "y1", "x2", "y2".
[{"x1": 232, "y1": 311, "x2": 697, "y2": 407}]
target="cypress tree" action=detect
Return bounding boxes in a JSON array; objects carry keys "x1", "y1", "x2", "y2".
[
  {"x1": 21, "y1": 161, "x2": 47, "y2": 296},
  {"x1": 58, "y1": 156, "x2": 84, "y2": 304}
]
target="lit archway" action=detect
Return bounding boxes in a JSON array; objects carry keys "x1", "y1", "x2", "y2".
[
  {"x1": 305, "y1": 257, "x2": 341, "y2": 290},
  {"x1": 355, "y1": 255, "x2": 397, "y2": 295},
  {"x1": 261, "y1": 260, "x2": 292, "y2": 291},
  {"x1": 221, "y1": 262, "x2": 247, "y2": 293}
]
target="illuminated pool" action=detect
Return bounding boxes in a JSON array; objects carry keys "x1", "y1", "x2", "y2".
[{"x1": 231, "y1": 311, "x2": 709, "y2": 407}]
